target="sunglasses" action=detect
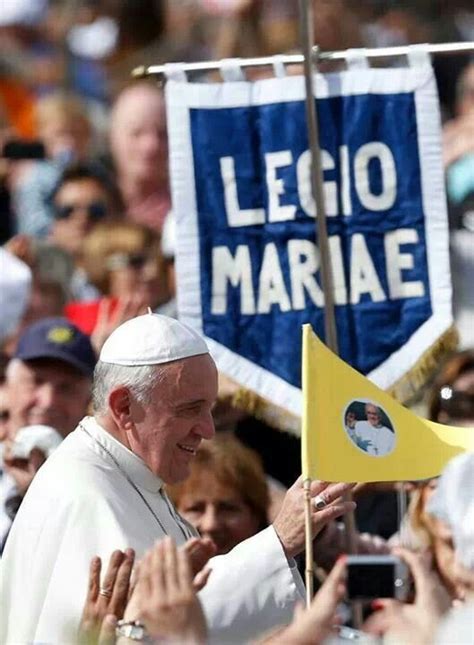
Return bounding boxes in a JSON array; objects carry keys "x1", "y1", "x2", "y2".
[
  {"x1": 54, "y1": 201, "x2": 108, "y2": 222},
  {"x1": 105, "y1": 252, "x2": 151, "y2": 271}
]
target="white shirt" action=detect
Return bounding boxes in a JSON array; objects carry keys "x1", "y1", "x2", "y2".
[
  {"x1": 0, "y1": 416, "x2": 304, "y2": 644},
  {"x1": 354, "y1": 420, "x2": 395, "y2": 456}
]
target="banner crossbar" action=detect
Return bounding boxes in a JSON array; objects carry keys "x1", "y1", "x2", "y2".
[{"x1": 132, "y1": 41, "x2": 474, "y2": 79}]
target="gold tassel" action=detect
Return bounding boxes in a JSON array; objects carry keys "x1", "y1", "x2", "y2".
[
  {"x1": 387, "y1": 325, "x2": 459, "y2": 403},
  {"x1": 217, "y1": 325, "x2": 459, "y2": 435}
]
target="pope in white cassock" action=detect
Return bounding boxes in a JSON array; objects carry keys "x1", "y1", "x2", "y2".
[
  {"x1": 0, "y1": 313, "x2": 354, "y2": 644},
  {"x1": 353, "y1": 403, "x2": 395, "y2": 457}
]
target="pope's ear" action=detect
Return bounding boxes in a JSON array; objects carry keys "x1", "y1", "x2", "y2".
[{"x1": 108, "y1": 387, "x2": 133, "y2": 429}]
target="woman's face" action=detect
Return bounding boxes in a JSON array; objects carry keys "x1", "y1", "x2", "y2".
[
  {"x1": 176, "y1": 471, "x2": 262, "y2": 555},
  {"x1": 107, "y1": 249, "x2": 169, "y2": 308}
]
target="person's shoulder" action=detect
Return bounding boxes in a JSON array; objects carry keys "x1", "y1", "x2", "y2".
[{"x1": 27, "y1": 429, "x2": 119, "y2": 498}]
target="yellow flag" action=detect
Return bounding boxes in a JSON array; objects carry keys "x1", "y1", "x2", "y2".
[{"x1": 302, "y1": 324, "x2": 474, "y2": 482}]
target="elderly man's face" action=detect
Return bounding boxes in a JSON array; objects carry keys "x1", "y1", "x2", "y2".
[
  {"x1": 129, "y1": 354, "x2": 218, "y2": 484},
  {"x1": 7, "y1": 359, "x2": 91, "y2": 437},
  {"x1": 110, "y1": 85, "x2": 168, "y2": 186},
  {"x1": 366, "y1": 404, "x2": 381, "y2": 427}
]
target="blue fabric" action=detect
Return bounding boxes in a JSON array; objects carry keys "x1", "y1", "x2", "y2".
[{"x1": 190, "y1": 92, "x2": 432, "y2": 388}]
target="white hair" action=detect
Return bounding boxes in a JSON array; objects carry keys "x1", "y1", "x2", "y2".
[{"x1": 92, "y1": 361, "x2": 167, "y2": 414}]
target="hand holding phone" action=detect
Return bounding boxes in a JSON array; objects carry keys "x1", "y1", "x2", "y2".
[{"x1": 346, "y1": 555, "x2": 411, "y2": 602}]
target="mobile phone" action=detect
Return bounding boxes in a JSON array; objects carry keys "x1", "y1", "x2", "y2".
[
  {"x1": 2, "y1": 140, "x2": 46, "y2": 160},
  {"x1": 346, "y1": 555, "x2": 410, "y2": 601}
]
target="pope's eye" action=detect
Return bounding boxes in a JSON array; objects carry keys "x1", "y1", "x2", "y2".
[{"x1": 179, "y1": 404, "x2": 202, "y2": 417}]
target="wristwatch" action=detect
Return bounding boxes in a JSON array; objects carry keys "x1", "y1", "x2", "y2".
[{"x1": 115, "y1": 619, "x2": 149, "y2": 641}]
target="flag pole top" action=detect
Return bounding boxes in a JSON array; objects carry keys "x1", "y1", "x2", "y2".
[{"x1": 132, "y1": 41, "x2": 474, "y2": 80}]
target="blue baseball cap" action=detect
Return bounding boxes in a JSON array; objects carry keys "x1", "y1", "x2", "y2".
[{"x1": 14, "y1": 317, "x2": 96, "y2": 377}]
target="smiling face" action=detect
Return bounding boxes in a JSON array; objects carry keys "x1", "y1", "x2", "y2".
[
  {"x1": 7, "y1": 358, "x2": 91, "y2": 437},
  {"x1": 176, "y1": 471, "x2": 262, "y2": 555},
  {"x1": 128, "y1": 354, "x2": 218, "y2": 484},
  {"x1": 366, "y1": 404, "x2": 381, "y2": 428}
]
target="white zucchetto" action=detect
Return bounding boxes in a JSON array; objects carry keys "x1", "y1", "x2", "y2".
[{"x1": 99, "y1": 313, "x2": 209, "y2": 366}]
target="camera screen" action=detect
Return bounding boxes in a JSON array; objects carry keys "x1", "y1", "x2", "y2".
[{"x1": 347, "y1": 562, "x2": 395, "y2": 600}]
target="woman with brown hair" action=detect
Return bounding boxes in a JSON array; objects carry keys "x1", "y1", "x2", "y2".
[{"x1": 167, "y1": 434, "x2": 269, "y2": 555}]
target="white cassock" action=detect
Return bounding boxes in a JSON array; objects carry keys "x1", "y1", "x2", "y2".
[
  {"x1": 0, "y1": 416, "x2": 304, "y2": 644},
  {"x1": 354, "y1": 420, "x2": 395, "y2": 456}
]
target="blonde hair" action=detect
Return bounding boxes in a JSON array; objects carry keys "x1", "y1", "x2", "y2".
[
  {"x1": 82, "y1": 220, "x2": 164, "y2": 294},
  {"x1": 35, "y1": 92, "x2": 90, "y2": 134}
]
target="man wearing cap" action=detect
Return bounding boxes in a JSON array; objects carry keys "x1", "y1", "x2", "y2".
[
  {"x1": 0, "y1": 314, "x2": 354, "y2": 644},
  {"x1": 0, "y1": 317, "x2": 96, "y2": 550},
  {"x1": 6, "y1": 317, "x2": 96, "y2": 437}
]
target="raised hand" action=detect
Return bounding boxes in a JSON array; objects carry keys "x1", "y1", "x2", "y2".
[
  {"x1": 124, "y1": 536, "x2": 207, "y2": 644},
  {"x1": 272, "y1": 476, "x2": 356, "y2": 558},
  {"x1": 79, "y1": 548, "x2": 135, "y2": 644}
]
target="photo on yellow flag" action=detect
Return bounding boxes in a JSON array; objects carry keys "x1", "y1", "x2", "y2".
[{"x1": 302, "y1": 324, "x2": 474, "y2": 482}]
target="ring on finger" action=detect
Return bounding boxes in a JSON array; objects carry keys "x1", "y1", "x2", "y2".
[
  {"x1": 99, "y1": 587, "x2": 112, "y2": 598},
  {"x1": 313, "y1": 493, "x2": 328, "y2": 510}
]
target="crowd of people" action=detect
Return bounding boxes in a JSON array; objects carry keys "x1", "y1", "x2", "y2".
[{"x1": 0, "y1": 0, "x2": 473, "y2": 644}]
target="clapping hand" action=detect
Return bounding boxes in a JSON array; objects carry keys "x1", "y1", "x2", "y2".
[
  {"x1": 79, "y1": 549, "x2": 135, "y2": 645},
  {"x1": 364, "y1": 547, "x2": 451, "y2": 644},
  {"x1": 180, "y1": 536, "x2": 216, "y2": 591},
  {"x1": 261, "y1": 556, "x2": 347, "y2": 645},
  {"x1": 90, "y1": 296, "x2": 147, "y2": 354},
  {"x1": 124, "y1": 536, "x2": 207, "y2": 644}
]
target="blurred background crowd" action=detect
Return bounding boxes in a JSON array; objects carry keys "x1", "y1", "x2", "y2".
[{"x1": 0, "y1": 0, "x2": 473, "y2": 348}]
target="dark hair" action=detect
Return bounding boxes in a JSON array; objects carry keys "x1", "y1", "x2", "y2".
[
  {"x1": 428, "y1": 350, "x2": 474, "y2": 422},
  {"x1": 50, "y1": 161, "x2": 123, "y2": 213}
]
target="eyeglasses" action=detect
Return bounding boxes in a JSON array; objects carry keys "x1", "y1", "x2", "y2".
[
  {"x1": 54, "y1": 201, "x2": 108, "y2": 222},
  {"x1": 105, "y1": 252, "x2": 152, "y2": 271}
]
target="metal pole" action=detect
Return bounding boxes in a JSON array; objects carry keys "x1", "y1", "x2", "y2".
[
  {"x1": 298, "y1": 0, "x2": 338, "y2": 352},
  {"x1": 132, "y1": 41, "x2": 474, "y2": 79},
  {"x1": 298, "y1": 2, "x2": 360, "y2": 623}
]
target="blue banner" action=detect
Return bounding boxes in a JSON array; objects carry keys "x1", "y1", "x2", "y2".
[{"x1": 167, "y1": 67, "x2": 453, "y2": 421}]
